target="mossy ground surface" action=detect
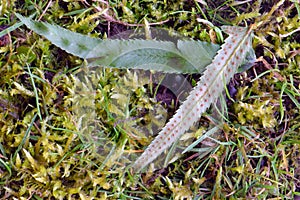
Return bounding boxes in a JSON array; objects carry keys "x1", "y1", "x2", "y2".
[{"x1": 0, "y1": 0, "x2": 299, "y2": 199}]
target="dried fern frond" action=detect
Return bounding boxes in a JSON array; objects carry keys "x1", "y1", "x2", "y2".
[{"x1": 132, "y1": 25, "x2": 255, "y2": 172}]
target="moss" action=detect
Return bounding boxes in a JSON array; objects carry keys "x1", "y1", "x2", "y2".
[
  {"x1": 0, "y1": 0, "x2": 299, "y2": 199},
  {"x1": 234, "y1": 99, "x2": 277, "y2": 128}
]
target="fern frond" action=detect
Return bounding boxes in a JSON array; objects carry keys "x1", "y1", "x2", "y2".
[{"x1": 132, "y1": 25, "x2": 254, "y2": 172}]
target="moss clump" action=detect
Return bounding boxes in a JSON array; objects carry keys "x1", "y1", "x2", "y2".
[{"x1": 234, "y1": 99, "x2": 277, "y2": 128}]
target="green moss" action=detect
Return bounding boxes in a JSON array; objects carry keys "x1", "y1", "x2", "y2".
[
  {"x1": 0, "y1": 0, "x2": 299, "y2": 199},
  {"x1": 234, "y1": 99, "x2": 277, "y2": 128}
]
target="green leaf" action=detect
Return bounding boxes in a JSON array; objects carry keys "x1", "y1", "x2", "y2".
[{"x1": 15, "y1": 13, "x2": 219, "y2": 74}]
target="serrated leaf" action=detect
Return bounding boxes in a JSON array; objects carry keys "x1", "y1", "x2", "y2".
[
  {"x1": 132, "y1": 25, "x2": 255, "y2": 172},
  {"x1": 15, "y1": 13, "x2": 219, "y2": 74}
]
